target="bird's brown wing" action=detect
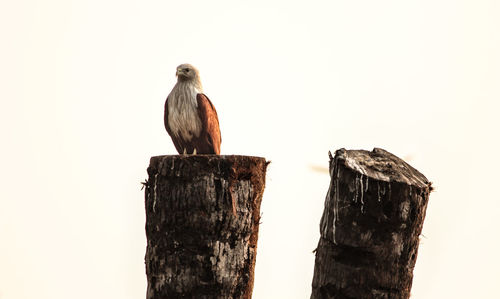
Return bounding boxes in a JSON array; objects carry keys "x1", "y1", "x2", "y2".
[
  {"x1": 164, "y1": 97, "x2": 184, "y2": 154},
  {"x1": 196, "y1": 93, "x2": 221, "y2": 154}
]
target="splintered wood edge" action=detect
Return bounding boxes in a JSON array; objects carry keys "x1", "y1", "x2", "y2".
[
  {"x1": 147, "y1": 155, "x2": 268, "y2": 177},
  {"x1": 334, "y1": 148, "x2": 431, "y2": 189},
  {"x1": 150, "y1": 154, "x2": 266, "y2": 162}
]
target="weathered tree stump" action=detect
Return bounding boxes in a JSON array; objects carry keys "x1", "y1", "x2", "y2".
[
  {"x1": 311, "y1": 148, "x2": 432, "y2": 299},
  {"x1": 144, "y1": 155, "x2": 268, "y2": 299}
]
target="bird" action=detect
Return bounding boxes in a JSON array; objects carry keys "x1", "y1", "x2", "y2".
[{"x1": 164, "y1": 64, "x2": 221, "y2": 155}]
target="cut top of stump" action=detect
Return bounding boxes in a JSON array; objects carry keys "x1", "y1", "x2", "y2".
[
  {"x1": 148, "y1": 155, "x2": 268, "y2": 186},
  {"x1": 335, "y1": 148, "x2": 430, "y2": 189}
]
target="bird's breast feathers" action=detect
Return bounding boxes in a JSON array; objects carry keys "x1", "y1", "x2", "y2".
[{"x1": 167, "y1": 83, "x2": 202, "y2": 141}]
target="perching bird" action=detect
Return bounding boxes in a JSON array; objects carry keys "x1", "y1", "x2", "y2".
[{"x1": 164, "y1": 64, "x2": 221, "y2": 155}]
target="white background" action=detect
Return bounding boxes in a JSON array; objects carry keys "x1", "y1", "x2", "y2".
[{"x1": 1, "y1": 1, "x2": 499, "y2": 298}]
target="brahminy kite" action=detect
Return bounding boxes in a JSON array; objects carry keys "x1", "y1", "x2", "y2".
[{"x1": 164, "y1": 64, "x2": 221, "y2": 155}]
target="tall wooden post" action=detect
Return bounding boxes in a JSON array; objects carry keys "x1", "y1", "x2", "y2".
[
  {"x1": 144, "y1": 155, "x2": 268, "y2": 299},
  {"x1": 311, "y1": 148, "x2": 432, "y2": 299}
]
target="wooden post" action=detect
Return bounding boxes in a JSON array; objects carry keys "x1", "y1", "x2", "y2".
[
  {"x1": 144, "y1": 155, "x2": 268, "y2": 299},
  {"x1": 311, "y1": 148, "x2": 432, "y2": 299}
]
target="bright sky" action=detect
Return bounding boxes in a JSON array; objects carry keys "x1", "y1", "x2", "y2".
[{"x1": 1, "y1": 1, "x2": 499, "y2": 298}]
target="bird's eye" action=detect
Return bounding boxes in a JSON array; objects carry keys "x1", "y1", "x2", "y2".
[{"x1": 185, "y1": 69, "x2": 190, "y2": 72}]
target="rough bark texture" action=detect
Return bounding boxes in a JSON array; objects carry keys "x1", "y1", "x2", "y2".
[
  {"x1": 311, "y1": 148, "x2": 432, "y2": 299},
  {"x1": 144, "y1": 155, "x2": 267, "y2": 299}
]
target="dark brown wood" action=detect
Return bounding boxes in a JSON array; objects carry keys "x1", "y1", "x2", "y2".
[
  {"x1": 144, "y1": 155, "x2": 268, "y2": 299},
  {"x1": 311, "y1": 148, "x2": 432, "y2": 299}
]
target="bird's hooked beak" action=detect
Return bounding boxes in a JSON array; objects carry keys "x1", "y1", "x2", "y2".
[{"x1": 176, "y1": 68, "x2": 183, "y2": 77}]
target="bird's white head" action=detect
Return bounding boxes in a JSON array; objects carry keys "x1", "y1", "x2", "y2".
[
  {"x1": 176, "y1": 64, "x2": 199, "y2": 80},
  {"x1": 175, "y1": 63, "x2": 202, "y2": 91}
]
